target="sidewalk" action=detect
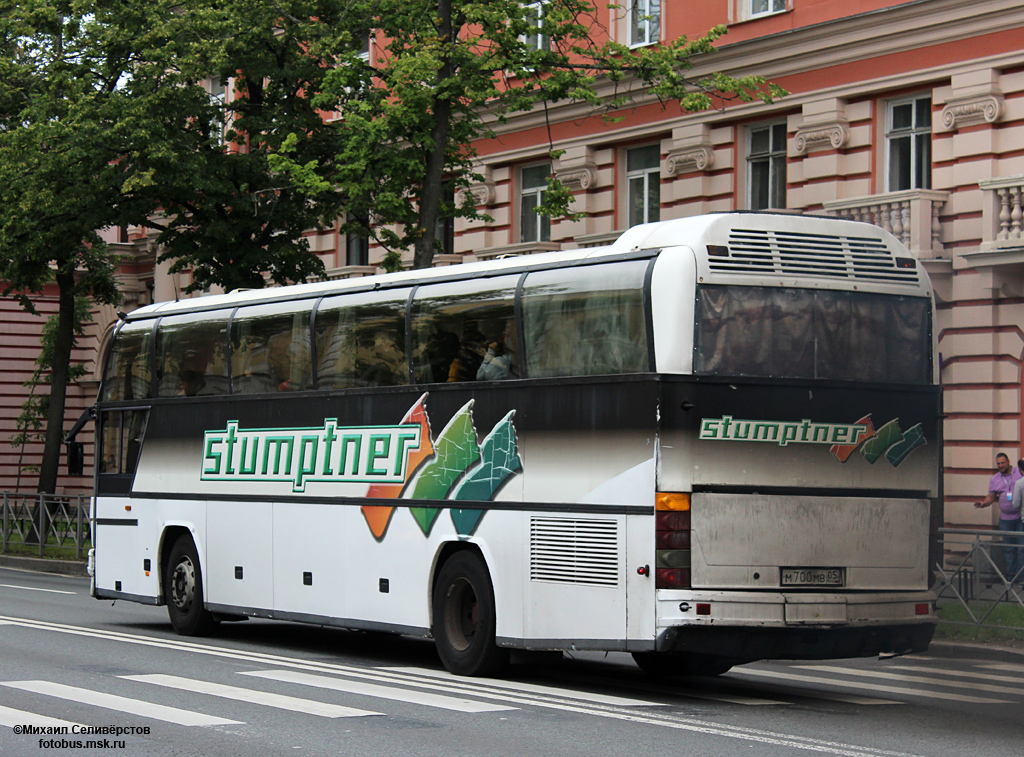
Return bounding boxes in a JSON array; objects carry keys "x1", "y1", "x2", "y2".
[{"x1": 0, "y1": 553, "x2": 89, "y2": 577}]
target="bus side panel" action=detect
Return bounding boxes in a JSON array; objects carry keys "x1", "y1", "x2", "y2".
[
  {"x1": 272, "y1": 501, "x2": 347, "y2": 620},
  {"x1": 93, "y1": 496, "x2": 162, "y2": 601},
  {"x1": 206, "y1": 500, "x2": 274, "y2": 611}
]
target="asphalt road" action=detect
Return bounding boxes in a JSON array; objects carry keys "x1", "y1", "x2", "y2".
[{"x1": 0, "y1": 566, "x2": 1021, "y2": 757}]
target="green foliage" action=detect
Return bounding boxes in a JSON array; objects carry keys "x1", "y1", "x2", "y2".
[{"x1": 300, "y1": 0, "x2": 785, "y2": 267}]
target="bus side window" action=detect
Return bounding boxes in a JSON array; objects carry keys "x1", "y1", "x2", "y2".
[
  {"x1": 231, "y1": 304, "x2": 313, "y2": 394},
  {"x1": 101, "y1": 322, "x2": 153, "y2": 402},
  {"x1": 410, "y1": 276, "x2": 519, "y2": 384},
  {"x1": 155, "y1": 312, "x2": 231, "y2": 397},
  {"x1": 99, "y1": 409, "x2": 148, "y2": 475},
  {"x1": 521, "y1": 262, "x2": 649, "y2": 378},
  {"x1": 315, "y1": 291, "x2": 408, "y2": 388}
]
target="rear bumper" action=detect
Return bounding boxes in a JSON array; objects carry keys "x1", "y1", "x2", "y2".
[{"x1": 654, "y1": 590, "x2": 937, "y2": 659}]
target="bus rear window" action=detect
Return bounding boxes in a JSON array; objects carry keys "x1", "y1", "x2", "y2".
[
  {"x1": 522, "y1": 261, "x2": 649, "y2": 378},
  {"x1": 694, "y1": 285, "x2": 931, "y2": 384}
]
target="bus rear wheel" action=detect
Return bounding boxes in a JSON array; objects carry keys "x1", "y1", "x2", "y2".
[
  {"x1": 632, "y1": 652, "x2": 734, "y2": 677},
  {"x1": 165, "y1": 535, "x2": 217, "y2": 636},
  {"x1": 432, "y1": 552, "x2": 509, "y2": 677}
]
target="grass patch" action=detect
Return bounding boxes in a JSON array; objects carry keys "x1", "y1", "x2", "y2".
[{"x1": 934, "y1": 600, "x2": 1024, "y2": 643}]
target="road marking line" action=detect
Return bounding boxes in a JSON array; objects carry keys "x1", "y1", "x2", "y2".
[
  {"x1": 0, "y1": 681, "x2": 241, "y2": 727},
  {"x1": 732, "y1": 668, "x2": 1010, "y2": 704},
  {"x1": 0, "y1": 616, "x2": 927, "y2": 756},
  {"x1": 239, "y1": 669, "x2": 515, "y2": 713},
  {"x1": 888, "y1": 664, "x2": 1024, "y2": 685},
  {"x1": 381, "y1": 667, "x2": 665, "y2": 707},
  {"x1": 0, "y1": 704, "x2": 83, "y2": 731},
  {"x1": 979, "y1": 663, "x2": 1024, "y2": 673},
  {"x1": 796, "y1": 665, "x2": 1024, "y2": 696},
  {"x1": 123, "y1": 674, "x2": 380, "y2": 718},
  {"x1": 0, "y1": 584, "x2": 76, "y2": 595}
]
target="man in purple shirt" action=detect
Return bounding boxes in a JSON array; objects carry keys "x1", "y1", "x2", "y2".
[{"x1": 974, "y1": 452, "x2": 1024, "y2": 582}]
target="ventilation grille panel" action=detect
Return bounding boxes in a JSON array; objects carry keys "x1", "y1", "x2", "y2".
[
  {"x1": 530, "y1": 517, "x2": 620, "y2": 587},
  {"x1": 708, "y1": 229, "x2": 920, "y2": 285}
]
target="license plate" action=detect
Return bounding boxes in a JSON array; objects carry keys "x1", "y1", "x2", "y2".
[{"x1": 781, "y1": 567, "x2": 845, "y2": 587}]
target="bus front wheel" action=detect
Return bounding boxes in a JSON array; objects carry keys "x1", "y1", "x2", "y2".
[
  {"x1": 432, "y1": 552, "x2": 509, "y2": 677},
  {"x1": 164, "y1": 535, "x2": 217, "y2": 636}
]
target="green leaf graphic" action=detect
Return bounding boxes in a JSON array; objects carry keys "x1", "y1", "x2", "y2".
[
  {"x1": 450, "y1": 411, "x2": 522, "y2": 537},
  {"x1": 409, "y1": 401, "x2": 480, "y2": 534}
]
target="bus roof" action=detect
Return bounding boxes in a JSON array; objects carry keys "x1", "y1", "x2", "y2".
[{"x1": 123, "y1": 212, "x2": 918, "y2": 321}]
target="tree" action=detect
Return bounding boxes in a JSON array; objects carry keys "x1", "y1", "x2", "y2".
[
  {"x1": 135, "y1": 0, "x2": 365, "y2": 294},
  {"x1": 305, "y1": 0, "x2": 785, "y2": 269},
  {"x1": 0, "y1": 0, "x2": 218, "y2": 493}
]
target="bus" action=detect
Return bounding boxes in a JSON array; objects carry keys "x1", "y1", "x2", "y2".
[{"x1": 87, "y1": 212, "x2": 940, "y2": 677}]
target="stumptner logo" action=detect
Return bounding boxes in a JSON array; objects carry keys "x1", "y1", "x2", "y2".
[
  {"x1": 699, "y1": 412, "x2": 927, "y2": 467},
  {"x1": 699, "y1": 415, "x2": 869, "y2": 447},
  {"x1": 201, "y1": 419, "x2": 422, "y2": 491}
]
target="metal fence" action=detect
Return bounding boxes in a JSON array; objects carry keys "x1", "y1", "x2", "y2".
[
  {"x1": 1, "y1": 491, "x2": 91, "y2": 560},
  {"x1": 935, "y1": 527, "x2": 1024, "y2": 630}
]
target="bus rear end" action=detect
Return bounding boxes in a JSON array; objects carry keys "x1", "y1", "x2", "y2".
[{"x1": 643, "y1": 213, "x2": 939, "y2": 671}]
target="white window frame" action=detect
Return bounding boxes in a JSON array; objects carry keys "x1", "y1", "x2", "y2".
[
  {"x1": 519, "y1": 163, "x2": 551, "y2": 244},
  {"x1": 207, "y1": 77, "x2": 228, "y2": 145},
  {"x1": 627, "y1": 0, "x2": 661, "y2": 48},
  {"x1": 624, "y1": 145, "x2": 661, "y2": 228},
  {"x1": 748, "y1": 0, "x2": 787, "y2": 19},
  {"x1": 522, "y1": 2, "x2": 549, "y2": 52},
  {"x1": 746, "y1": 122, "x2": 787, "y2": 211},
  {"x1": 885, "y1": 95, "x2": 932, "y2": 192}
]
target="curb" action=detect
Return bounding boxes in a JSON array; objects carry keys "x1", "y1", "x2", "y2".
[
  {"x1": 929, "y1": 639, "x2": 1024, "y2": 659},
  {"x1": 0, "y1": 554, "x2": 89, "y2": 577}
]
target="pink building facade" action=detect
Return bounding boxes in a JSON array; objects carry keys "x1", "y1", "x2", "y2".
[{"x1": 4, "y1": 0, "x2": 1024, "y2": 530}]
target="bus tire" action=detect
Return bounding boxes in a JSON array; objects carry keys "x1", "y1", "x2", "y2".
[
  {"x1": 632, "y1": 652, "x2": 733, "y2": 677},
  {"x1": 165, "y1": 535, "x2": 218, "y2": 636},
  {"x1": 432, "y1": 552, "x2": 509, "y2": 677}
]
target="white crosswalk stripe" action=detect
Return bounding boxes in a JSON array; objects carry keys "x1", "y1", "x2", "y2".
[
  {"x1": 382, "y1": 666, "x2": 666, "y2": 707},
  {"x1": 122, "y1": 674, "x2": 381, "y2": 718},
  {"x1": 239, "y1": 669, "x2": 516, "y2": 712},
  {"x1": 888, "y1": 663, "x2": 1024, "y2": 685},
  {"x1": 0, "y1": 681, "x2": 241, "y2": 727},
  {"x1": 796, "y1": 664, "x2": 1024, "y2": 697},
  {"x1": 731, "y1": 667, "x2": 1012, "y2": 704},
  {"x1": 0, "y1": 704, "x2": 83, "y2": 731}
]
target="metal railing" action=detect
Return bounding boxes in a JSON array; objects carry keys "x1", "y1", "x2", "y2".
[
  {"x1": 1, "y1": 492, "x2": 91, "y2": 560},
  {"x1": 935, "y1": 527, "x2": 1024, "y2": 630}
]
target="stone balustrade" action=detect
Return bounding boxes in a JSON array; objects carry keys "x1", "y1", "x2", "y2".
[{"x1": 821, "y1": 189, "x2": 948, "y2": 258}]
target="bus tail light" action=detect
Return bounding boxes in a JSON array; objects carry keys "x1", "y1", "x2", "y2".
[{"x1": 656, "y1": 492, "x2": 691, "y2": 589}]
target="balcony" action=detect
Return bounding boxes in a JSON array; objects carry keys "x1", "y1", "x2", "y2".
[
  {"x1": 820, "y1": 189, "x2": 949, "y2": 259},
  {"x1": 979, "y1": 175, "x2": 1024, "y2": 252}
]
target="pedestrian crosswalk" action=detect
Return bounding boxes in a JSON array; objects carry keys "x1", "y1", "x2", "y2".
[{"x1": 2, "y1": 655, "x2": 1023, "y2": 740}]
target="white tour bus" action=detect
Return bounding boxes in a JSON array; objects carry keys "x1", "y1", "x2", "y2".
[{"x1": 88, "y1": 212, "x2": 940, "y2": 676}]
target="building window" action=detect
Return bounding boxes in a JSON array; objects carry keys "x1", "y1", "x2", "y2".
[
  {"x1": 749, "y1": 0, "x2": 786, "y2": 18},
  {"x1": 747, "y1": 122, "x2": 787, "y2": 210},
  {"x1": 628, "y1": 0, "x2": 660, "y2": 47},
  {"x1": 346, "y1": 214, "x2": 369, "y2": 266},
  {"x1": 523, "y1": 2, "x2": 549, "y2": 51},
  {"x1": 626, "y1": 145, "x2": 661, "y2": 227},
  {"x1": 520, "y1": 164, "x2": 551, "y2": 243},
  {"x1": 887, "y1": 96, "x2": 931, "y2": 192},
  {"x1": 208, "y1": 77, "x2": 227, "y2": 144}
]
